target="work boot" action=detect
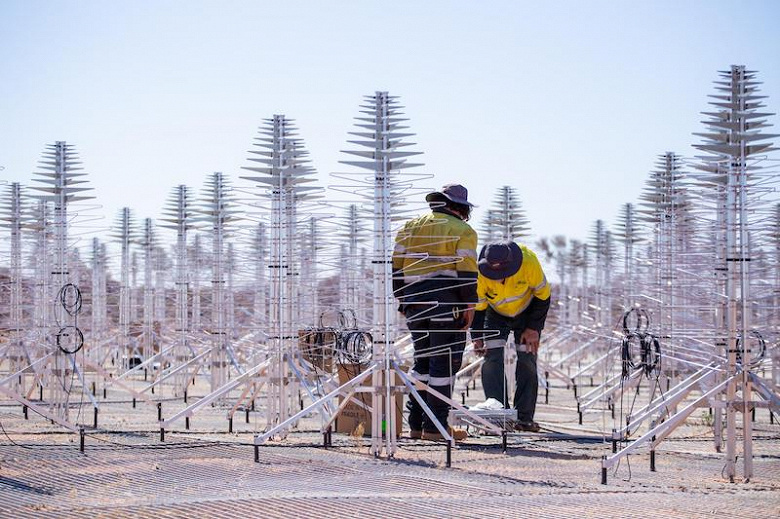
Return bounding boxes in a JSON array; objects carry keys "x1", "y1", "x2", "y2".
[
  {"x1": 408, "y1": 429, "x2": 422, "y2": 439},
  {"x1": 422, "y1": 427, "x2": 468, "y2": 441},
  {"x1": 513, "y1": 421, "x2": 541, "y2": 433}
]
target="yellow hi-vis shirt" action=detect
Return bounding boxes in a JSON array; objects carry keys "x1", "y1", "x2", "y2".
[
  {"x1": 392, "y1": 211, "x2": 478, "y2": 282},
  {"x1": 475, "y1": 244, "x2": 550, "y2": 318}
]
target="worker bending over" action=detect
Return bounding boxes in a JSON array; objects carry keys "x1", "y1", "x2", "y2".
[
  {"x1": 471, "y1": 241, "x2": 551, "y2": 432},
  {"x1": 393, "y1": 183, "x2": 477, "y2": 441}
]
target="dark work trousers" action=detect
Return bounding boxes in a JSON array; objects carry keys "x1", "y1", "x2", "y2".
[
  {"x1": 402, "y1": 279, "x2": 466, "y2": 433},
  {"x1": 480, "y1": 308, "x2": 539, "y2": 423}
]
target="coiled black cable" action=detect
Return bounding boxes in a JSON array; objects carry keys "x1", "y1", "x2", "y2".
[
  {"x1": 56, "y1": 283, "x2": 84, "y2": 354},
  {"x1": 319, "y1": 308, "x2": 358, "y2": 330},
  {"x1": 339, "y1": 308, "x2": 358, "y2": 330},
  {"x1": 56, "y1": 326, "x2": 84, "y2": 355},
  {"x1": 58, "y1": 283, "x2": 82, "y2": 316},
  {"x1": 337, "y1": 330, "x2": 372, "y2": 365},
  {"x1": 639, "y1": 333, "x2": 661, "y2": 376},
  {"x1": 735, "y1": 330, "x2": 766, "y2": 367},
  {"x1": 621, "y1": 332, "x2": 641, "y2": 379},
  {"x1": 619, "y1": 309, "x2": 660, "y2": 379},
  {"x1": 621, "y1": 307, "x2": 650, "y2": 335}
]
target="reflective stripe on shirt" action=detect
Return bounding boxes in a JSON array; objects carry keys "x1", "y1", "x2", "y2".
[
  {"x1": 457, "y1": 248, "x2": 477, "y2": 260},
  {"x1": 403, "y1": 269, "x2": 458, "y2": 284}
]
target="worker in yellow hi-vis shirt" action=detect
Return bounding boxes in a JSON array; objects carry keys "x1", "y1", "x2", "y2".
[
  {"x1": 471, "y1": 241, "x2": 551, "y2": 432},
  {"x1": 392, "y1": 183, "x2": 478, "y2": 441}
]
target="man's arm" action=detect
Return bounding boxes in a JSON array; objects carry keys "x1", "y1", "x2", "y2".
[
  {"x1": 455, "y1": 226, "x2": 478, "y2": 329},
  {"x1": 470, "y1": 272, "x2": 488, "y2": 354},
  {"x1": 470, "y1": 309, "x2": 486, "y2": 355},
  {"x1": 523, "y1": 296, "x2": 551, "y2": 334},
  {"x1": 520, "y1": 251, "x2": 551, "y2": 353}
]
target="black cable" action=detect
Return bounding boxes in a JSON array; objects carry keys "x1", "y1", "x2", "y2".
[
  {"x1": 339, "y1": 309, "x2": 358, "y2": 330},
  {"x1": 621, "y1": 332, "x2": 639, "y2": 379},
  {"x1": 613, "y1": 307, "x2": 661, "y2": 480},
  {"x1": 337, "y1": 330, "x2": 372, "y2": 365},
  {"x1": 621, "y1": 332, "x2": 661, "y2": 379},
  {"x1": 0, "y1": 418, "x2": 33, "y2": 449},
  {"x1": 613, "y1": 373, "x2": 626, "y2": 478},
  {"x1": 56, "y1": 284, "x2": 84, "y2": 355},
  {"x1": 640, "y1": 333, "x2": 662, "y2": 377},
  {"x1": 56, "y1": 326, "x2": 84, "y2": 355},
  {"x1": 621, "y1": 308, "x2": 650, "y2": 335},
  {"x1": 58, "y1": 283, "x2": 82, "y2": 317},
  {"x1": 624, "y1": 450, "x2": 632, "y2": 481},
  {"x1": 735, "y1": 331, "x2": 766, "y2": 367}
]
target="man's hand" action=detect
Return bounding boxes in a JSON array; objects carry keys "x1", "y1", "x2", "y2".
[
  {"x1": 520, "y1": 328, "x2": 540, "y2": 355},
  {"x1": 472, "y1": 339, "x2": 485, "y2": 356},
  {"x1": 459, "y1": 306, "x2": 475, "y2": 330}
]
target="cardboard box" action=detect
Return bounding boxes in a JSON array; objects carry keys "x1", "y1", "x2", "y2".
[
  {"x1": 335, "y1": 363, "x2": 403, "y2": 437},
  {"x1": 298, "y1": 329, "x2": 336, "y2": 373}
]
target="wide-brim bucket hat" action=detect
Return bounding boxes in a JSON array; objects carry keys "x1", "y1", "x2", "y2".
[
  {"x1": 478, "y1": 241, "x2": 523, "y2": 280},
  {"x1": 425, "y1": 183, "x2": 476, "y2": 207}
]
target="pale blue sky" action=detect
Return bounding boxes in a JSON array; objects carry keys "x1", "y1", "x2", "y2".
[{"x1": 1, "y1": 1, "x2": 778, "y2": 246}]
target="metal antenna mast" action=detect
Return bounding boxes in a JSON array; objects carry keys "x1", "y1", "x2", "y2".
[
  {"x1": 369, "y1": 91, "x2": 402, "y2": 455},
  {"x1": 251, "y1": 222, "x2": 268, "y2": 331},
  {"x1": 189, "y1": 234, "x2": 204, "y2": 333},
  {"x1": 299, "y1": 217, "x2": 319, "y2": 327},
  {"x1": 140, "y1": 218, "x2": 157, "y2": 361},
  {"x1": 340, "y1": 204, "x2": 365, "y2": 320},
  {"x1": 30, "y1": 200, "x2": 50, "y2": 342},
  {"x1": 481, "y1": 210, "x2": 500, "y2": 244},
  {"x1": 154, "y1": 246, "x2": 168, "y2": 325},
  {"x1": 197, "y1": 172, "x2": 238, "y2": 393},
  {"x1": 0, "y1": 183, "x2": 29, "y2": 392},
  {"x1": 482, "y1": 185, "x2": 531, "y2": 244},
  {"x1": 601, "y1": 65, "x2": 779, "y2": 484},
  {"x1": 130, "y1": 251, "x2": 139, "y2": 325},
  {"x1": 614, "y1": 203, "x2": 643, "y2": 309},
  {"x1": 159, "y1": 185, "x2": 194, "y2": 395},
  {"x1": 226, "y1": 242, "x2": 237, "y2": 341},
  {"x1": 692, "y1": 65, "x2": 778, "y2": 481},
  {"x1": 638, "y1": 152, "x2": 691, "y2": 378},
  {"x1": 111, "y1": 208, "x2": 136, "y2": 368},
  {"x1": 580, "y1": 243, "x2": 590, "y2": 322},
  {"x1": 89, "y1": 238, "x2": 108, "y2": 369},
  {"x1": 242, "y1": 115, "x2": 319, "y2": 429},
  {"x1": 589, "y1": 220, "x2": 608, "y2": 327},
  {"x1": 30, "y1": 142, "x2": 94, "y2": 419}
]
